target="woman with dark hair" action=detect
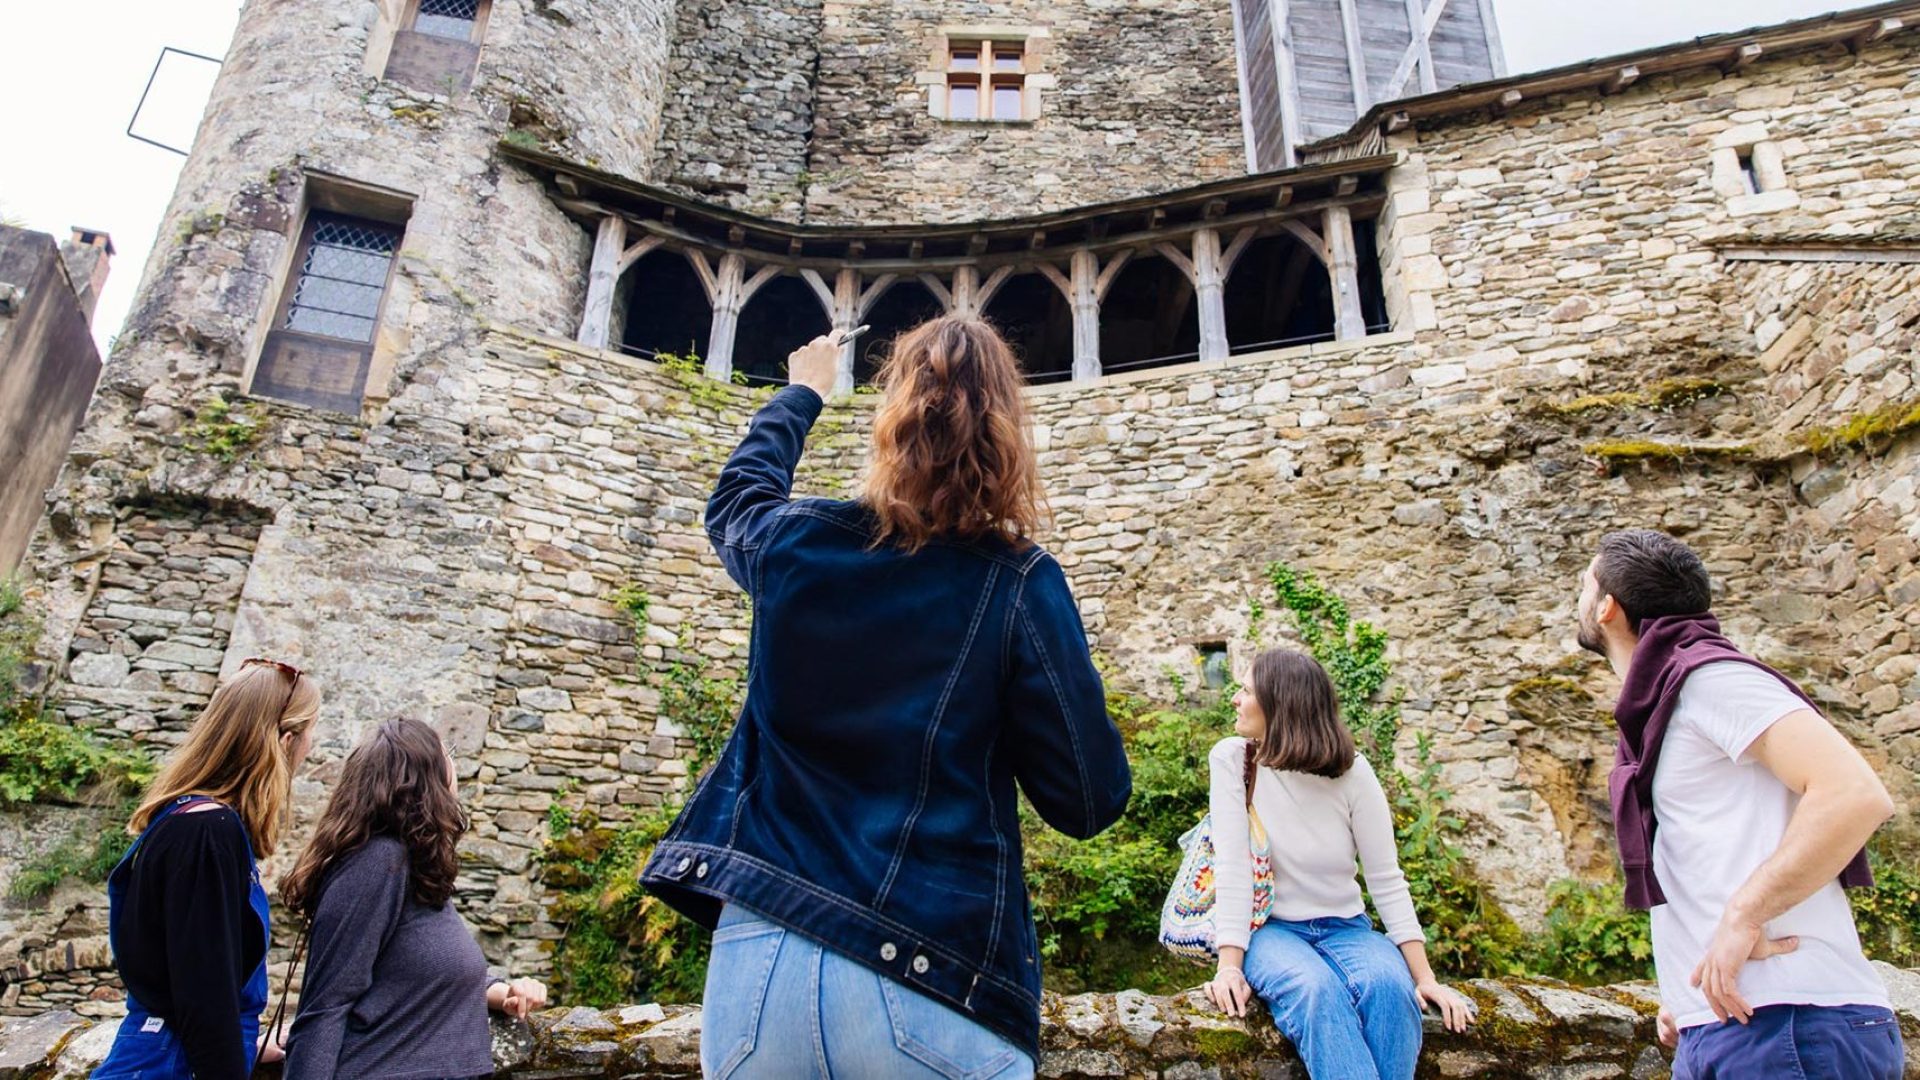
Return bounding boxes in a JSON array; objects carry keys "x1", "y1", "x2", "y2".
[
  {"x1": 280, "y1": 717, "x2": 545, "y2": 1080},
  {"x1": 641, "y1": 319, "x2": 1132, "y2": 1078},
  {"x1": 1201, "y1": 648, "x2": 1473, "y2": 1079},
  {"x1": 94, "y1": 658, "x2": 322, "y2": 1080}
]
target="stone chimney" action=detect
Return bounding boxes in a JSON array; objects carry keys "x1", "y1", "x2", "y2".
[{"x1": 59, "y1": 227, "x2": 114, "y2": 323}]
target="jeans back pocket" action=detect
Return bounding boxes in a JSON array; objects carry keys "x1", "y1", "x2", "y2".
[
  {"x1": 701, "y1": 915, "x2": 787, "y2": 1080},
  {"x1": 881, "y1": 977, "x2": 1022, "y2": 1080}
]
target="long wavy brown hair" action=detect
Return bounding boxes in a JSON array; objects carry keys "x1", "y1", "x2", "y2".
[
  {"x1": 130, "y1": 661, "x2": 323, "y2": 858},
  {"x1": 280, "y1": 717, "x2": 466, "y2": 916},
  {"x1": 862, "y1": 314, "x2": 1044, "y2": 552}
]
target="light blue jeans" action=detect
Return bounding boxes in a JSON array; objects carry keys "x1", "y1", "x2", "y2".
[
  {"x1": 702, "y1": 905, "x2": 1034, "y2": 1080},
  {"x1": 1243, "y1": 914, "x2": 1422, "y2": 1080}
]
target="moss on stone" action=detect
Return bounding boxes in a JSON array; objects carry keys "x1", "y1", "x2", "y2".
[
  {"x1": 1802, "y1": 398, "x2": 1920, "y2": 456},
  {"x1": 1583, "y1": 440, "x2": 1753, "y2": 465},
  {"x1": 1189, "y1": 1026, "x2": 1262, "y2": 1060},
  {"x1": 1538, "y1": 377, "x2": 1725, "y2": 417}
]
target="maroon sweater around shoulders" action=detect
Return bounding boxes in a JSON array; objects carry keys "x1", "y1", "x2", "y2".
[{"x1": 1607, "y1": 612, "x2": 1873, "y2": 911}]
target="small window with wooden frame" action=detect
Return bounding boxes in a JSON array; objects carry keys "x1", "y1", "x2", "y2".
[
  {"x1": 920, "y1": 28, "x2": 1051, "y2": 122},
  {"x1": 381, "y1": 0, "x2": 491, "y2": 94},
  {"x1": 250, "y1": 181, "x2": 413, "y2": 415},
  {"x1": 945, "y1": 39, "x2": 1028, "y2": 121}
]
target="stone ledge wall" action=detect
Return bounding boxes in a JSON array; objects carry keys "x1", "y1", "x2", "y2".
[{"x1": 7, "y1": 964, "x2": 1920, "y2": 1078}]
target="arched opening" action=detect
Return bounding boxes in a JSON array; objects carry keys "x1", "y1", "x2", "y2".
[
  {"x1": 856, "y1": 279, "x2": 947, "y2": 386},
  {"x1": 733, "y1": 274, "x2": 830, "y2": 387},
  {"x1": 1098, "y1": 254, "x2": 1198, "y2": 375},
  {"x1": 982, "y1": 271, "x2": 1074, "y2": 384},
  {"x1": 1223, "y1": 231, "x2": 1335, "y2": 355},
  {"x1": 620, "y1": 250, "x2": 711, "y2": 363}
]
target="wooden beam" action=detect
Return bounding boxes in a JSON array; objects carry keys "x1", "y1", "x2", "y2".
[
  {"x1": 977, "y1": 265, "x2": 1016, "y2": 311},
  {"x1": 1324, "y1": 205, "x2": 1366, "y2": 341},
  {"x1": 1384, "y1": 111, "x2": 1411, "y2": 134},
  {"x1": 1085, "y1": 219, "x2": 1111, "y2": 242},
  {"x1": 1381, "y1": 0, "x2": 1450, "y2": 103},
  {"x1": 1269, "y1": 0, "x2": 1305, "y2": 169},
  {"x1": 1850, "y1": 17, "x2": 1902, "y2": 52},
  {"x1": 1403, "y1": 0, "x2": 1437, "y2": 94},
  {"x1": 967, "y1": 233, "x2": 990, "y2": 255},
  {"x1": 908, "y1": 239, "x2": 924, "y2": 259},
  {"x1": 1337, "y1": 0, "x2": 1371, "y2": 113},
  {"x1": 1064, "y1": 251, "x2": 1103, "y2": 380},
  {"x1": 727, "y1": 225, "x2": 747, "y2": 245},
  {"x1": 1496, "y1": 89, "x2": 1524, "y2": 111},
  {"x1": 576, "y1": 213, "x2": 626, "y2": 349},
  {"x1": 1220, "y1": 226, "x2": 1259, "y2": 279},
  {"x1": 615, "y1": 233, "x2": 665, "y2": 274},
  {"x1": 1274, "y1": 185, "x2": 1295, "y2": 208},
  {"x1": 1155, "y1": 241, "x2": 1197, "y2": 284},
  {"x1": 918, "y1": 271, "x2": 954, "y2": 310},
  {"x1": 1148, "y1": 208, "x2": 1167, "y2": 229},
  {"x1": 1603, "y1": 65, "x2": 1640, "y2": 95},
  {"x1": 1093, "y1": 249, "x2": 1133, "y2": 302},
  {"x1": 1193, "y1": 229, "x2": 1229, "y2": 363},
  {"x1": 1724, "y1": 42, "x2": 1763, "y2": 72},
  {"x1": 684, "y1": 249, "x2": 719, "y2": 305},
  {"x1": 1029, "y1": 229, "x2": 1048, "y2": 250},
  {"x1": 846, "y1": 240, "x2": 866, "y2": 260},
  {"x1": 1281, "y1": 219, "x2": 1329, "y2": 267},
  {"x1": 788, "y1": 237, "x2": 804, "y2": 257},
  {"x1": 1335, "y1": 175, "x2": 1359, "y2": 197}
]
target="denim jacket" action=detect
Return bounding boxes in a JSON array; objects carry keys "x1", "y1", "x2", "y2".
[{"x1": 640, "y1": 385, "x2": 1132, "y2": 1060}]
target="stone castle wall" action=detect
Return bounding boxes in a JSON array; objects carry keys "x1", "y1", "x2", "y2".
[
  {"x1": 5, "y1": 0, "x2": 1920, "y2": 1019},
  {"x1": 802, "y1": 0, "x2": 1248, "y2": 224}
]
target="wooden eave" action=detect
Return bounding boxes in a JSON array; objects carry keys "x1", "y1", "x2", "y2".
[
  {"x1": 499, "y1": 142, "x2": 1393, "y2": 271},
  {"x1": 1304, "y1": 0, "x2": 1920, "y2": 157}
]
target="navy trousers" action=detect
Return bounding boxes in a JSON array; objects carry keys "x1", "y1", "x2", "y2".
[{"x1": 1675, "y1": 1003, "x2": 1904, "y2": 1080}]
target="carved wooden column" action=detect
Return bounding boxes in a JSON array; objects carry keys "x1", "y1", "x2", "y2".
[
  {"x1": 703, "y1": 254, "x2": 747, "y2": 380},
  {"x1": 1192, "y1": 228, "x2": 1230, "y2": 364},
  {"x1": 950, "y1": 266, "x2": 980, "y2": 314},
  {"x1": 1039, "y1": 251, "x2": 1131, "y2": 381},
  {"x1": 1324, "y1": 205, "x2": 1367, "y2": 341},
  {"x1": 577, "y1": 214, "x2": 625, "y2": 349}
]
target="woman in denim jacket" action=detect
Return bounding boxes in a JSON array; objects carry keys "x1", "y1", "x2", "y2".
[{"x1": 641, "y1": 315, "x2": 1132, "y2": 1078}]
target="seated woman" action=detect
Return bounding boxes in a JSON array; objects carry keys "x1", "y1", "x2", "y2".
[
  {"x1": 280, "y1": 717, "x2": 546, "y2": 1080},
  {"x1": 1202, "y1": 648, "x2": 1473, "y2": 1079}
]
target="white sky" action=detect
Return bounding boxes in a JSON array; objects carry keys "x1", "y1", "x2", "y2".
[{"x1": 0, "y1": 0, "x2": 1861, "y2": 355}]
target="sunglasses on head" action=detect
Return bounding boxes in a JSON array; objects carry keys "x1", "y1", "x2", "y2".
[{"x1": 241, "y1": 657, "x2": 304, "y2": 718}]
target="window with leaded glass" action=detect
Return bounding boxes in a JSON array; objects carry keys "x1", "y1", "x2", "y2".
[
  {"x1": 251, "y1": 207, "x2": 407, "y2": 414},
  {"x1": 382, "y1": 0, "x2": 489, "y2": 93},
  {"x1": 283, "y1": 214, "x2": 402, "y2": 343},
  {"x1": 414, "y1": 0, "x2": 480, "y2": 41}
]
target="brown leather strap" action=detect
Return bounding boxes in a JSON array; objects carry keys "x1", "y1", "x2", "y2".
[{"x1": 252, "y1": 928, "x2": 307, "y2": 1077}]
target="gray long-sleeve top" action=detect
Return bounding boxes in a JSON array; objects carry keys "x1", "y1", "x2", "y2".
[{"x1": 283, "y1": 837, "x2": 493, "y2": 1080}]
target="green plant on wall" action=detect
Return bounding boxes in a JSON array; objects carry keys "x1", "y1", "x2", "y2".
[
  {"x1": 0, "y1": 580, "x2": 151, "y2": 899},
  {"x1": 1526, "y1": 878, "x2": 1652, "y2": 985},
  {"x1": 186, "y1": 391, "x2": 266, "y2": 462},
  {"x1": 541, "y1": 582, "x2": 741, "y2": 1005},
  {"x1": 1851, "y1": 840, "x2": 1920, "y2": 967}
]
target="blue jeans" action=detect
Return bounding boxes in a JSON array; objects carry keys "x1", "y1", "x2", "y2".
[
  {"x1": 702, "y1": 905, "x2": 1034, "y2": 1079},
  {"x1": 1243, "y1": 914, "x2": 1421, "y2": 1080},
  {"x1": 1675, "y1": 1003, "x2": 1904, "y2": 1079}
]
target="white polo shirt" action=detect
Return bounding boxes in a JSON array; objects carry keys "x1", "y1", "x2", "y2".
[{"x1": 1649, "y1": 661, "x2": 1891, "y2": 1029}]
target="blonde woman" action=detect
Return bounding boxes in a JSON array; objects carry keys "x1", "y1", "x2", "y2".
[
  {"x1": 642, "y1": 318, "x2": 1131, "y2": 1078},
  {"x1": 93, "y1": 658, "x2": 322, "y2": 1080}
]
